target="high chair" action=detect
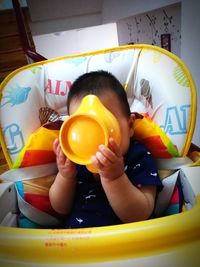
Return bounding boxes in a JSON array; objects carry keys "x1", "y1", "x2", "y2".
[{"x1": 0, "y1": 44, "x2": 199, "y2": 267}]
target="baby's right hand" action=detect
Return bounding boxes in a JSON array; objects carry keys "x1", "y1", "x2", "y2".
[{"x1": 53, "y1": 138, "x2": 77, "y2": 179}]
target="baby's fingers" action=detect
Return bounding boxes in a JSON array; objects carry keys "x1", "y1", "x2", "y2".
[
  {"x1": 91, "y1": 155, "x2": 104, "y2": 169},
  {"x1": 54, "y1": 141, "x2": 67, "y2": 166},
  {"x1": 108, "y1": 138, "x2": 122, "y2": 157},
  {"x1": 98, "y1": 145, "x2": 116, "y2": 163},
  {"x1": 53, "y1": 138, "x2": 59, "y2": 154},
  {"x1": 53, "y1": 139, "x2": 67, "y2": 164}
]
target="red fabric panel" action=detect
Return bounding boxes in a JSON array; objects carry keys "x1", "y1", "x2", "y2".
[
  {"x1": 24, "y1": 192, "x2": 57, "y2": 216},
  {"x1": 20, "y1": 150, "x2": 56, "y2": 167}
]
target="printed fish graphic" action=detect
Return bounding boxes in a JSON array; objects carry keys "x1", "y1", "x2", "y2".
[
  {"x1": 64, "y1": 56, "x2": 87, "y2": 66},
  {"x1": 1, "y1": 84, "x2": 31, "y2": 107}
]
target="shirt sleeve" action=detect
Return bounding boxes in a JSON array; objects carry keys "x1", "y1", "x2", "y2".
[{"x1": 125, "y1": 141, "x2": 163, "y2": 190}]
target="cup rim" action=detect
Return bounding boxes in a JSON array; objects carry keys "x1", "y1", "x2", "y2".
[{"x1": 59, "y1": 113, "x2": 108, "y2": 165}]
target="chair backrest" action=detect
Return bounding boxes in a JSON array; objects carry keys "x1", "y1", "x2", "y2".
[{"x1": 0, "y1": 44, "x2": 197, "y2": 168}]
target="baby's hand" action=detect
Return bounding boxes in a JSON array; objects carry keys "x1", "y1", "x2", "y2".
[
  {"x1": 91, "y1": 138, "x2": 124, "y2": 181},
  {"x1": 53, "y1": 138, "x2": 77, "y2": 179}
]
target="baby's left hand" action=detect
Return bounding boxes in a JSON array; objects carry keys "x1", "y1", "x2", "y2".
[{"x1": 91, "y1": 138, "x2": 124, "y2": 181}]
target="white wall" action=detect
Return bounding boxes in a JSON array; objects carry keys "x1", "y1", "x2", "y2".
[
  {"x1": 30, "y1": 13, "x2": 102, "y2": 36},
  {"x1": 102, "y1": 0, "x2": 180, "y2": 23},
  {"x1": 33, "y1": 23, "x2": 118, "y2": 59},
  {"x1": 28, "y1": 0, "x2": 103, "y2": 35},
  {"x1": 31, "y1": 0, "x2": 181, "y2": 57},
  {"x1": 117, "y1": 3, "x2": 181, "y2": 56},
  {"x1": 181, "y1": 0, "x2": 200, "y2": 146},
  {"x1": 29, "y1": 0, "x2": 180, "y2": 35}
]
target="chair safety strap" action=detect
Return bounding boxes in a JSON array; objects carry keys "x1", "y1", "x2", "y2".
[
  {"x1": 15, "y1": 183, "x2": 61, "y2": 226},
  {"x1": 156, "y1": 157, "x2": 193, "y2": 170},
  {"x1": 0, "y1": 163, "x2": 58, "y2": 182}
]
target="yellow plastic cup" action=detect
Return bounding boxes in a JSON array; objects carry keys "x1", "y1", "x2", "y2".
[{"x1": 59, "y1": 95, "x2": 121, "y2": 173}]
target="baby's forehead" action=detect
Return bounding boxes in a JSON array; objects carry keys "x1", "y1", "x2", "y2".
[
  {"x1": 99, "y1": 90, "x2": 118, "y2": 101},
  {"x1": 99, "y1": 93, "x2": 127, "y2": 117},
  {"x1": 98, "y1": 91, "x2": 121, "y2": 106}
]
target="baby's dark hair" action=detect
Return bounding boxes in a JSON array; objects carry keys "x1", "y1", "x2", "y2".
[{"x1": 67, "y1": 70, "x2": 131, "y2": 117}]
